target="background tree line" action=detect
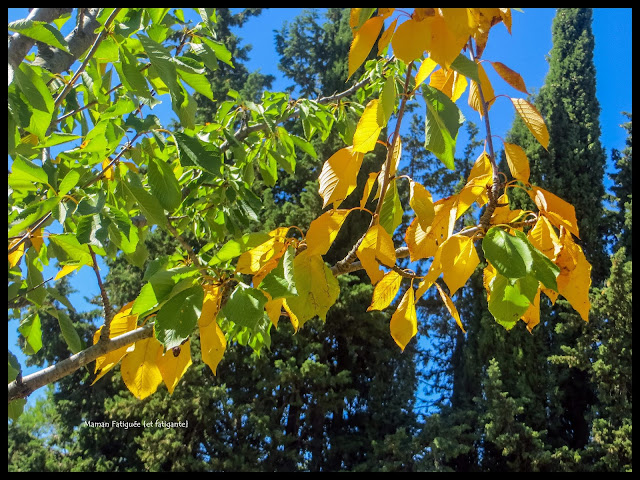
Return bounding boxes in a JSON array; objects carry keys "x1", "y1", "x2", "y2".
[{"x1": 8, "y1": 8, "x2": 631, "y2": 472}]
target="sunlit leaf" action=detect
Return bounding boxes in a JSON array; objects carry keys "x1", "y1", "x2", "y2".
[
  {"x1": 511, "y1": 98, "x2": 549, "y2": 149},
  {"x1": 392, "y1": 18, "x2": 430, "y2": 64},
  {"x1": 555, "y1": 228, "x2": 591, "y2": 322},
  {"x1": 156, "y1": 339, "x2": 192, "y2": 394},
  {"x1": 305, "y1": 209, "x2": 351, "y2": 256},
  {"x1": 490, "y1": 61, "x2": 528, "y2": 94},
  {"x1": 368, "y1": 270, "x2": 403, "y2": 311},
  {"x1": 390, "y1": 287, "x2": 417, "y2": 351},
  {"x1": 356, "y1": 223, "x2": 396, "y2": 285},
  {"x1": 503, "y1": 143, "x2": 530, "y2": 183},
  {"x1": 353, "y1": 99, "x2": 385, "y2": 153},
  {"x1": 121, "y1": 336, "x2": 164, "y2": 400},
  {"x1": 318, "y1": 146, "x2": 364, "y2": 209},
  {"x1": 529, "y1": 186, "x2": 580, "y2": 239},
  {"x1": 435, "y1": 282, "x2": 465, "y2": 333},
  {"x1": 348, "y1": 15, "x2": 384, "y2": 78},
  {"x1": 440, "y1": 234, "x2": 480, "y2": 296}
]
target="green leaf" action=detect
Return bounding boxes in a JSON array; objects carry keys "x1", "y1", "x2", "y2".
[
  {"x1": 380, "y1": 75, "x2": 396, "y2": 124},
  {"x1": 155, "y1": 285, "x2": 204, "y2": 349},
  {"x1": 450, "y1": 53, "x2": 480, "y2": 83},
  {"x1": 210, "y1": 232, "x2": 272, "y2": 265},
  {"x1": 174, "y1": 132, "x2": 222, "y2": 175},
  {"x1": 8, "y1": 19, "x2": 70, "y2": 53},
  {"x1": 25, "y1": 249, "x2": 46, "y2": 307},
  {"x1": 512, "y1": 230, "x2": 560, "y2": 291},
  {"x1": 379, "y1": 179, "x2": 404, "y2": 235},
  {"x1": 147, "y1": 157, "x2": 181, "y2": 211},
  {"x1": 121, "y1": 173, "x2": 168, "y2": 227},
  {"x1": 9, "y1": 155, "x2": 48, "y2": 187},
  {"x1": 487, "y1": 273, "x2": 537, "y2": 329},
  {"x1": 200, "y1": 37, "x2": 233, "y2": 67},
  {"x1": 48, "y1": 234, "x2": 93, "y2": 266},
  {"x1": 289, "y1": 133, "x2": 317, "y2": 158},
  {"x1": 13, "y1": 64, "x2": 54, "y2": 141},
  {"x1": 174, "y1": 56, "x2": 215, "y2": 101},
  {"x1": 423, "y1": 85, "x2": 465, "y2": 170},
  {"x1": 117, "y1": 44, "x2": 152, "y2": 98},
  {"x1": 8, "y1": 351, "x2": 21, "y2": 383},
  {"x1": 482, "y1": 227, "x2": 532, "y2": 280},
  {"x1": 132, "y1": 266, "x2": 198, "y2": 314},
  {"x1": 139, "y1": 34, "x2": 183, "y2": 102},
  {"x1": 221, "y1": 284, "x2": 268, "y2": 331},
  {"x1": 18, "y1": 313, "x2": 42, "y2": 355},
  {"x1": 8, "y1": 399, "x2": 27, "y2": 421},
  {"x1": 49, "y1": 309, "x2": 83, "y2": 354},
  {"x1": 258, "y1": 246, "x2": 298, "y2": 299},
  {"x1": 57, "y1": 170, "x2": 81, "y2": 196}
]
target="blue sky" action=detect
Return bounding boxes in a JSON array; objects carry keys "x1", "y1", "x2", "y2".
[{"x1": 8, "y1": 8, "x2": 632, "y2": 402}]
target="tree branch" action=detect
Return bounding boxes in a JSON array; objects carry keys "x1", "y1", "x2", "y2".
[
  {"x1": 30, "y1": 8, "x2": 102, "y2": 74},
  {"x1": 8, "y1": 324, "x2": 154, "y2": 404},
  {"x1": 8, "y1": 8, "x2": 74, "y2": 74},
  {"x1": 89, "y1": 246, "x2": 115, "y2": 342}
]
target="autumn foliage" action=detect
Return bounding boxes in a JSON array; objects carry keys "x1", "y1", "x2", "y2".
[{"x1": 8, "y1": 8, "x2": 591, "y2": 404}]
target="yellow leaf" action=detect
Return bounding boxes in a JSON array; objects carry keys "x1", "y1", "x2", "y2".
[
  {"x1": 527, "y1": 216, "x2": 561, "y2": 261},
  {"x1": 414, "y1": 57, "x2": 438, "y2": 89},
  {"x1": 490, "y1": 61, "x2": 528, "y2": 94},
  {"x1": 121, "y1": 336, "x2": 164, "y2": 400},
  {"x1": 468, "y1": 8, "x2": 504, "y2": 58},
  {"x1": 305, "y1": 209, "x2": 351, "y2": 256},
  {"x1": 511, "y1": 98, "x2": 549, "y2": 149},
  {"x1": 8, "y1": 238, "x2": 25, "y2": 268},
  {"x1": 555, "y1": 228, "x2": 592, "y2": 322},
  {"x1": 368, "y1": 270, "x2": 403, "y2": 311},
  {"x1": 410, "y1": 181, "x2": 435, "y2": 230},
  {"x1": 198, "y1": 284, "x2": 223, "y2": 328},
  {"x1": 356, "y1": 224, "x2": 396, "y2": 285},
  {"x1": 468, "y1": 151, "x2": 492, "y2": 183},
  {"x1": 451, "y1": 72, "x2": 468, "y2": 102},
  {"x1": 483, "y1": 262, "x2": 497, "y2": 298},
  {"x1": 54, "y1": 264, "x2": 81, "y2": 281},
  {"x1": 391, "y1": 18, "x2": 430, "y2": 64},
  {"x1": 429, "y1": 68, "x2": 454, "y2": 98},
  {"x1": 353, "y1": 99, "x2": 384, "y2": 153},
  {"x1": 285, "y1": 250, "x2": 340, "y2": 326},
  {"x1": 157, "y1": 339, "x2": 192, "y2": 395},
  {"x1": 455, "y1": 173, "x2": 491, "y2": 219},
  {"x1": 529, "y1": 187, "x2": 580, "y2": 238},
  {"x1": 252, "y1": 248, "x2": 286, "y2": 288},
  {"x1": 435, "y1": 282, "x2": 466, "y2": 333},
  {"x1": 439, "y1": 234, "x2": 479, "y2": 296},
  {"x1": 92, "y1": 302, "x2": 138, "y2": 385},
  {"x1": 390, "y1": 287, "x2": 417, "y2": 351},
  {"x1": 236, "y1": 227, "x2": 289, "y2": 274},
  {"x1": 102, "y1": 158, "x2": 114, "y2": 180},
  {"x1": 468, "y1": 62, "x2": 495, "y2": 116},
  {"x1": 264, "y1": 297, "x2": 284, "y2": 328},
  {"x1": 491, "y1": 194, "x2": 525, "y2": 225},
  {"x1": 318, "y1": 146, "x2": 365, "y2": 209},
  {"x1": 282, "y1": 298, "x2": 300, "y2": 332},
  {"x1": 377, "y1": 17, "x2": 398, "y2": 55},
  {"x1": 348, "y1": 16, "x2": 384, "y2": 79},
  {"x1": 405, "y1": 195, "x2": 457, "y2": 262},
  {"x1": 521, "y1": 288, "x2": 541, "y2": 332},
  {"x1": 429, "y1": 11, "x2": 471, "y2": 69},
  {"x1": 29, "y1": 228, "x2": 44, "y2": 253},
  {"x1": 416, "y1": 246, "x2": 443, "y2": 299},
  {"x1": 360, "y1": 171, "x2": 378, "y2": 209},
  {"x1": 503, "y1": 142, "x2": 530, "y2": 183},
  {"x1": 199, "y1": 316, "x2": 226, "y2": 376}
]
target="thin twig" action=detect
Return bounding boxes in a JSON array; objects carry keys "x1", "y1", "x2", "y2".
[
  {"x1": 334, "y1": 62, "x2": 414, "y2": 274},
  {"x1": 89, "y1": 246, "x2": 115, "y2": 342},
  {"x1": 51, "y1": 8, "x2": 122, "y2": 113}
]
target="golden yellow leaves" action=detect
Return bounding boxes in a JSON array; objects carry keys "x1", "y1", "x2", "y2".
[
  {"x1": 92, "y1": 284, "x2": 227, "y2": 399},
  {"x1": 390, "y1": 287, "x2": 417, "y2": 351},
  {"x1": 318, "y1": 147, "x2": 365, "y2": 209},
  {"x1": 511, "y1": 98, "x2": 550, "y2": 149}
]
